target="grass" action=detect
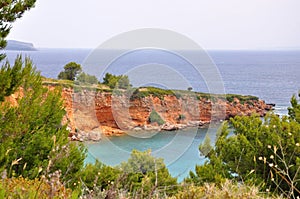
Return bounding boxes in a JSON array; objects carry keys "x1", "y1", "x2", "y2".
[
  {"x1": 0, "y1": 176, "x2": 75, "y2": 198},
  {"x1": 130, "y1": 87, "x2": 176, "y2": 100},
  {"x1": 226, "y1": 93, "x2": 259, "y2": 104},
  {"x1": 42, "y1": 77, "x2": 112, "y2": 92},
  {"x1": 170, "y1": 180, "x2": 282, "y2": 199}
]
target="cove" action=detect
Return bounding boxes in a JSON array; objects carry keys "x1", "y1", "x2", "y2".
[{"x1": 85, "y1": 126, "x2": 220, "y2": 182}]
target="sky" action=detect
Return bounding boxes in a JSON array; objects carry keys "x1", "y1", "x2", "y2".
[{"x1": 7, "y1": 0, "x2": 300, "y2": 50}]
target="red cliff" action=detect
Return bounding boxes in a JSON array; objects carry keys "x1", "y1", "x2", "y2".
[{"x1": 60, "y1": 88, "x2": 273, "y2": 140}]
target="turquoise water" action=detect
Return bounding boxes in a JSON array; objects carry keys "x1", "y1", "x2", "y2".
[{"x1": 85, "y1": 127, "x2": 219, "y2": 182}]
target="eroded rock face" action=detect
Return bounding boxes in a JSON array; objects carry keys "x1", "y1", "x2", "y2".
[{"x1": 61, "y1": 88, "x2": 273, "y2": 138}]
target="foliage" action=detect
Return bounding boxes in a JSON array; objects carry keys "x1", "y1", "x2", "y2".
[
  {"x1": 0, "y1": 57, "x2": 86, "y2": 188},
  {"x1": 186, "y1": 137, "x2": 231, "y2": 186},
  {"x1": 76, "y1": 71, "x2": 98, "y2": 84},
  {"x1": 177, "y1": 114, "x2": 186, "y2": 121},
  {"x1": 0, "y1": 56, "x2": 31, "y2": 102},
  {"x1": 149, "y1": 109, "x2": 165, "y2": 125},
  {"x1": 226, "y1": 94, "x2": 259, "y2": 104},
  {"x1": 188, "y1": 106, "x2": 300, "y2": 198},
  {"x1": 199, "y1": 135, "x2": 213, "y2": 157},
  {"x1": 130, "y1": 87, "x2": 175, "y2": 100},
  {"x1": 58, "y1": 62, "x2": 82, "y2": 81},
  {"x1": 80, "y1": 160, "x2": 120, "y2": 191},
  {"x1": 79, "y1": 150, "x2": 177, "y2": 198},
  {"x1": 0, "y1": 0, "x2": 36, "y2": 61},
  {"x1": 170, "y1": 180, "x2": 279, "y2": 199},
  {"x1": 102, "y1": 72, "x2": 131, "y2": 89},
  {"x1": 288, "y1": 92, "x2": 300, "y2": 123},
  {"x1": 119, "y1": 149, "x2": 178, "y2": 198},
  {"x1": 0, "y1": 176, "x2": 75, "y2": 199}
]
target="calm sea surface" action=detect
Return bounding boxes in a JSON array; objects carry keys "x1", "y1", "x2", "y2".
[{"x1": 4, "y1": 49, "x2": 300, "y2": 181}]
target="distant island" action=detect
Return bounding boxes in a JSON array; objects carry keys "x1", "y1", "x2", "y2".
[{"x1": 5, "y1": 40, "x2": 37, "y2": 51}]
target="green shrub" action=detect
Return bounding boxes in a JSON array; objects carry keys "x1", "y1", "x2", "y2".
[
  {"x1": 80, "y1": 160, "x2": 120, "y2": 191},
  {"x1": 102, "y1": 73, "x2": 131, "y2": 89},
  {"x1": 226, "y1": 95, "x2": 235, "y2": 103},
  {"x1": 177, "y1": 114, "x2": 186, "y2": 121},
  {"x1": 288, "y1": 93, "x2": 300, "y2": 123},
  {"x1": 130, "y1": 87, "x2": 176, "y2": 100},
  {"x1": 76, "y1": 72, "x2": 98, "y2": 84},
  {"x1": 226, "y1": 94, "x2": 259, "y2": 104},
  {"x1": 119, "y1": 149, "x2": 177, "y2": 198},
  {"x1": 148, "y1": 110, "x2": 165, "y2": 125}
]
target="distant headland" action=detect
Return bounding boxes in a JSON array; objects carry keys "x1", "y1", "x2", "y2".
[{"x1": 5, "y1": 40, "x2": 37, "y2": 51}]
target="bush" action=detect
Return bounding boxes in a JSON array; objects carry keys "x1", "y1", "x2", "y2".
[
  {"x1": 0, "y1": 176, "x2": 75, "y2": 198},
  {"x1": 226, "y1": 94, "x2": 259, "y2": 104},
  {"x1": 177, "y1": 114, "x2": 186, "y2": 121},
  {"x1": 80, "y1": 160, "x2": 120, "y2": 191},
  {"x1": 80, "y1": 150, "x2": 177, "y2": 198},
  {"x1": 130, "y1": 87, "x2": 177, "y2": 100},
  {"x1": 288, "y1": 93, "x2": 300, "y2": 123},
  {"x1": 148, "y1": 110, "x2": 165, "y2": 125},
  {"x1": 102, "y1": 73, "x2": 131, "y2": 89},
  {"x1": 119, "y1": 149, "x2": 177, "y2": 198},
  {"x1": 76, "y1": 72, "x2": 98, "y2": 84},
  {"x1": 171, "y1": 180, "x2": 278, "y2": 199}
]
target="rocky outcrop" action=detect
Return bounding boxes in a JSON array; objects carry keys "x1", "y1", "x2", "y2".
[
  {"x1": 4, "y1": 86, "x2": 273, "y2": 140},
  {"x1": 6, "y1": 40, "x2": 37, "y2": 51},
  {"x1": 60, "y1": 88, "x2": 273, "y2": 139}
]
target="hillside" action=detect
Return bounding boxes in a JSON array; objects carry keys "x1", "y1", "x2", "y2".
[{"x1": 5, "y1": 40, "x2": 37, "y2": 51}]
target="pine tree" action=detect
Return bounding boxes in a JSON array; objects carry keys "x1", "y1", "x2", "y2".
[
  {"x1": 0, "y1": 56, "x2": 86, "y2": 187},
  {"x1": 58, "y1": 62, "x2": 82, "y2": 81}
]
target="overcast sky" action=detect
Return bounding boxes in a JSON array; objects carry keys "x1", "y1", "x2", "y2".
[{"x1": 7, "y1": 0, "x2": 300, "y2": 50}]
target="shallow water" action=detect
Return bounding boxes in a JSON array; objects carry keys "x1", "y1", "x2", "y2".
[{"x1": 85, "y1": 127, "x2": 219, "y2": 182}]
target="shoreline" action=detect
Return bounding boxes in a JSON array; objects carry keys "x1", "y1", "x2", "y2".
[{"x1": 71, "y1": 121, "x2": 215, "y2": 142}]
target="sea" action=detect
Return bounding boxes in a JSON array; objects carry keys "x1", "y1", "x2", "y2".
[{"x1": 4, "y1": 49, "x2": 300, "y2": 181}]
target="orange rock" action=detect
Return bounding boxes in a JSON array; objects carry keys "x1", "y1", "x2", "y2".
[
  {"x1": 60, "y1": 88, "x2": 273, "y2": 138},
  {"x1": 3, "y1": 85, "x2": 273, "y2": 139}
]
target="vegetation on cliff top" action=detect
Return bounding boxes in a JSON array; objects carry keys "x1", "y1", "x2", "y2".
[
  {"x1": 43, "y1": 77, "x2": 261, "y2": 105},
  {"x1": 57, "y1": 62, "x2": 99, "y2": 85},
  {"x1": 103, "y1": 72, "x2": 131, "y2": 89},
  {"x1": 58, "y1": 62, "x2": 82, "y2": 81},
  {"x1": 49, "y1": 64, "x2": 261, "y2": 104}
]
